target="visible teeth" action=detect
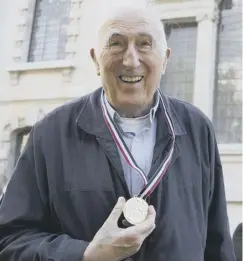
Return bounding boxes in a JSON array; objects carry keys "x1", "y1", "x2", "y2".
[{"x1": 120, "y1": 76, "x2": 143, "y2": 83}]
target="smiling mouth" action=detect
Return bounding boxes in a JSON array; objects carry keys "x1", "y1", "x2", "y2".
[{"x1": 119, "y1": 76, "x2": 144, "y2": 84}]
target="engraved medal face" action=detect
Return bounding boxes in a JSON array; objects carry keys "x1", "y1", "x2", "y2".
[{"x1": 123, "y1": 197, "x2": 149, "y2": 225}]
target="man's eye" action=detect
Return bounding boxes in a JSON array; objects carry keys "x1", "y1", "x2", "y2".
[
  {"x1": 140, "y1": 41, "x2": 152, "y2": 47},
  {"x1": 110, "y1": 41, "x2": 122, "y2": 46}
]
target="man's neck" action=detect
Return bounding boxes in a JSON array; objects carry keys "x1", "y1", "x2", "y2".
[
  {"x1": 115, "y1": 103, "x2": 152, "y2": 118},
  {"x1": 103, "y1": 89, "x2": 159, "y2": 119}
]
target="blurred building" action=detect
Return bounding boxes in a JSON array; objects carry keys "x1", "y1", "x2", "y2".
[{"x1": 0, "y1": 0, "x2": 242, "y2": 234}]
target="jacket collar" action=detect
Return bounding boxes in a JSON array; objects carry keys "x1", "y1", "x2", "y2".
[{"x1": 76, "y1": 87, "x2": 187, "y2": 139}]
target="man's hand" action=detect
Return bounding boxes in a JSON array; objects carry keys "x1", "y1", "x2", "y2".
[{"x1": 83, "y1": 197, "x2": 156, "y2": 261}]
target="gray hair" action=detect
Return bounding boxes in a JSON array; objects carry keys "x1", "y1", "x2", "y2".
[{"x1": 82, "y1": 0, "x2": 168, "y2": 57}]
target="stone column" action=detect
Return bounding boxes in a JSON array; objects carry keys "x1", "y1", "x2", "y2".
[{"x1": 193, "y1": 6, "x2": 220, "y2": 119}]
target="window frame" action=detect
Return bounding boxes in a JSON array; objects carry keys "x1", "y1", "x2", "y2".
[
  {"x1": 27, "y1": 0, "x2": 73, "y2": 63},
  {"x1": 212, "y1": 0, "x2": 242, "y2": 146},
  {"x1": 8, "y1": 0, "x2": 82, "y2": 79},
  {"x1": 10, "y1": 126, "x2": 32, "y2": 167},
  {"x1": 157, "y1": 0, "x2": 242, "y2": 152},
  {"x1": 0, "y1": 126, "x2": 32, "y2": 196},
  {"x1": 23, "y1": 0, "x2": 37, "y2": 63},
  {"x1": 161, "y1": 20, "x2": 198, "y2": 104}
]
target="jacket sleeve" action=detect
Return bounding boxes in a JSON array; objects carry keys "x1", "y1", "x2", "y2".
[
  {"x1": 0, "y1": 125, "x2": 89, "y2": 261},
  {"x1": 204, "y1": 127, "x2": 236, "y2": 261}
]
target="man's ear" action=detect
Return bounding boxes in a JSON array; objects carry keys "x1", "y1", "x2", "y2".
[
  {"x1": 162, "y1": 48, "x2": 171, "y2": 75},
  {"x1": 90, "y1": 48, "x2": 100, "y2": 75}
]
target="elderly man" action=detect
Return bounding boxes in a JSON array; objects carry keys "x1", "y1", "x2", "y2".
[{"x1": 0, "y1": 1, "x2": 235, "y2": 261}]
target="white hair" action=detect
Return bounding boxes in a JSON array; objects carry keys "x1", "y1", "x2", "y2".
[{"x1": 82, "y1": 0, "x2": 167, "y2": 57}]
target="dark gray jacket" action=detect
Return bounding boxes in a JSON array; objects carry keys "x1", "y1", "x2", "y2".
[{"x1": 0, "y1": 88, "x2": 235, "y2": 261}]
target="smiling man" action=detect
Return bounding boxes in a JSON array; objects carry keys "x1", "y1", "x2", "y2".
[
  {"x1": 0, "y1": 1, "x2": 236, "y2": 261},
  {"x1": 91, "y1": 4, "x2": 169, "y2": 120}
]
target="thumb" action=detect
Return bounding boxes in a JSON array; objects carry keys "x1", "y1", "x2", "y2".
[{"x1": 107, "y1": 197, "x2": 126, "y2": 223}]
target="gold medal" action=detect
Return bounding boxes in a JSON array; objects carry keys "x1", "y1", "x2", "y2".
[{"x1": 123, "y1": 197, "x2": 149, "y2": 225}]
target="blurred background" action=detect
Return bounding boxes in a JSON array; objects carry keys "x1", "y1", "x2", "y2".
[{"x1": 0, "y1": 0, "x2": 242, "y2": 235}]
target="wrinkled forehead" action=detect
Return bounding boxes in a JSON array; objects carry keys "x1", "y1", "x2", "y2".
[
  {"x1": 100, "y1": 22, "x2": 157, "y2": 42},
  {"x1": 98, "y1": 9, "x2": 161, "y2": 43}
]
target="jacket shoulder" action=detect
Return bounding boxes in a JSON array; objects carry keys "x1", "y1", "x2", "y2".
[
  {"x1": 166, "y1": 96, "x2": 214, "y2": 131},
  {"x1": 34, "y1": 92, "x2": 91, "y2": 133}
]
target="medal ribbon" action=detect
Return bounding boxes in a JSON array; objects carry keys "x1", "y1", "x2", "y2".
[{"x1": 101, "y1": 90, "x2": 175, "y2": 199}]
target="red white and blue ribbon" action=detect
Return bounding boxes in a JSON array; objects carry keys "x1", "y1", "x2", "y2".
[{"x1": 101, "y1": 90, "x2": 175, "y2": 199}]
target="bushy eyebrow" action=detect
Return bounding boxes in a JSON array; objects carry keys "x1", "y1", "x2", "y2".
[
  {"x1": 105, "y1": 31, "x2": 154, "y2": 43},
  {"x1": 136, "y1": 33, "x2": 153, "y2": 40},
  {"x1": 107, "y1": 33, "x2": 123, "y2": 41}
]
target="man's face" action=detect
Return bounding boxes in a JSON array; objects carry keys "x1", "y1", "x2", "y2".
[{"x1": 91, "y1": 9, "x2": 170, "y2": 112}]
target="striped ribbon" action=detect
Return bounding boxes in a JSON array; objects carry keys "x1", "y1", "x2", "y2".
[{"x1": 101, "y1": 90, "x2": 175, "y2": 199}]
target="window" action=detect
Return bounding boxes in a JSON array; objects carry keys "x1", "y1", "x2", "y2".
[
  {"x1": 28, "y1": 0, "x2": 71, "y2": 62},
  {"x1": 213, "y1": 0, "x2": 242, "y2": 143},
  {"x1": 0, "y1": 156, "x2": 8, "y2": 197},
  {"x1": 20, "y1": 133, "x2": 30, "y2": 155},
  {"x1": 222, "y1": 0, "x2": 233, "y2": 10},
  {"x1": 160, "y1": 23, "x2": 197, "y2": 103},
  {"x1": 0, "y1": 128, "x2": 31, "y2": 196},
  {"x1": 14, "y1": 127, "x2": 32, "y2": 166}
]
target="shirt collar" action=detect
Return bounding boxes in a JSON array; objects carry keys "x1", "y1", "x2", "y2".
[
  {"x1": 102, "y1": 89, "x2": 160, "y2": 124},
  {"x1": 76, "y1": 87, "x2": 187, "y2": 139}
]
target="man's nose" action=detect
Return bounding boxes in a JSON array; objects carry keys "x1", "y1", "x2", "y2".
[{"x1": 122, "y1": 44, "x2": 140, "y2": 69}]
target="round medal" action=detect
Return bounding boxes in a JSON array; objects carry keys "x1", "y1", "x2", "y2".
[{"x1": 123, "y1": 197, "x2": 149, "y2": 225}]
